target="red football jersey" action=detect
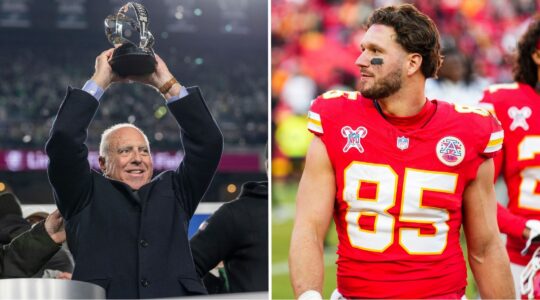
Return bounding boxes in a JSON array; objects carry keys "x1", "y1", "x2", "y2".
[
  {"x1": 307, "y1": 90, "x2": 503, "y2": 298},
  {"x1": 481, "y1": 83, "x2": 540, "y2": 265}
]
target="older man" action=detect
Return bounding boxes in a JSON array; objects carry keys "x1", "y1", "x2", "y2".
[{"x1": 46, "y1": 49, "x2": 223, "y2": 298}]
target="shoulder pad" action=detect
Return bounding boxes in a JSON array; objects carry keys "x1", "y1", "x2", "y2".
[
  {"x1": 453, "y1": 103, "x2": 492, "y2": 118},
  {"x1": 487, "y1": 83, "x2": 519, "y2": 94},
  {"x1": 320, "y1": 90, "x2": 359, "y2": 101}
]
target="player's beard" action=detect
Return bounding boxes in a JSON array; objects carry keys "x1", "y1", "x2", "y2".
[{"x1": 360, "y1": 66, "x2": 403, "y2": 99}]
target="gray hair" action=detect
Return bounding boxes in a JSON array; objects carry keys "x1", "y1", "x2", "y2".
[{"x1": 99, "y1": 123, "x2": 151, "y2": 157}]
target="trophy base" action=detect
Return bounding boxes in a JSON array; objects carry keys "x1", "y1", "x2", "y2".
[{"x1": 109, "y1": 43, "x2": 157, "y2": 77}]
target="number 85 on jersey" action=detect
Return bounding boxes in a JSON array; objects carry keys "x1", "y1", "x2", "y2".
[{"x1": 343, "y1": 162, "x2": 457, "y2": 255}]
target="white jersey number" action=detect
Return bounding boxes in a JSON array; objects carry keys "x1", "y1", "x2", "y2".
[
  {"x1": 517, "y1": 136, "x2": 540, "y2": 211},
  {"x1": 343, "y1": 162, "x2": 457, "y2": 254}
]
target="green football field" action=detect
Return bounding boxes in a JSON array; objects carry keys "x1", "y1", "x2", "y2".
[{"x1": 271, "y1": 180, "x2": 478, "y2": 299}]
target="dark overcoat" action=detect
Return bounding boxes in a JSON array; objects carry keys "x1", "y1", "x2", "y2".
[{"x1": 190, "y1": 181, "x2": 268, "y2": 293}]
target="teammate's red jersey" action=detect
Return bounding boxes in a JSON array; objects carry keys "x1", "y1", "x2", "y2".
[
  {"x1": 481, "y1": 82, "x2": 540, "y2": 265},
  {"x1": 307, "y1": 90, "x2": 503, "y2": 298}
]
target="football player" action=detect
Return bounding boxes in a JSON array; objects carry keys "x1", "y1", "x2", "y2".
[
  {"x1": 289, "y1": 4, "x2": 515, "y2": 299},
  {"x1": 480, "y1": 15, "x2": 540, "y2": 299}
]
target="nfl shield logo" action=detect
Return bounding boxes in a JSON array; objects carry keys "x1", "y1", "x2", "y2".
[{"x1": 397, "y1": 136, "x2": 409, "y2": 150}]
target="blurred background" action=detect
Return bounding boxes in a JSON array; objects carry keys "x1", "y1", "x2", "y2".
[
  {"x1": 0, "y1": 0, "x2": 268, "y2": 214},
  {"x1": 271, "y1": 0, "x2": 537, "y2": 298}
]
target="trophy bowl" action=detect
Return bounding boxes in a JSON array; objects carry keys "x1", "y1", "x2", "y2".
[{"x1": 109, "y1": 43, "x2": 156, "y2": 77}]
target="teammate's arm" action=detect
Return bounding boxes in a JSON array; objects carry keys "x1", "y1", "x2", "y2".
[
  {"x1": 462, "y1": 158, "x2": 515, "y2": 298},
  {"x1": 497, "y1": 202, "x2": 528, "y2": 239},
  {"x1": 289, "y1": 137, "x2": 336, "y2": 299},
  {"x1": 491, "y1": 130, "x2": 529, "y2": 240}
]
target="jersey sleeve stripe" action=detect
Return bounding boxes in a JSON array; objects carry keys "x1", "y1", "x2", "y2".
[
  {"x1": 307, "y1": 121, "x2": 323, "y2": 134},
  {"x1": 489, "y1": 130, "x2": 504, "y2": 141},
  {"x1": 487, "y1": 137, "x2": 503, "y2": 147},
  {"x1": 484, "y1": 144, "x2": 503, "y2": 153},
  {"x1": 307, "y1": 110, "x2": 323, "y2": 133},
  {"x1": 484, "y1": 130, "x2": 504, "y2": 153},
  {"x1": 308, "y1": 111, "x2": 321, "y2": 121},
  {"x1": 308, "y1": 118, "x2": 321, "y2": 127}
]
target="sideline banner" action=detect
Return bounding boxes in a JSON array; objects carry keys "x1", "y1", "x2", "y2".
[{"x1": 0, "y1": 150, "x2": 261, "y2": 172}]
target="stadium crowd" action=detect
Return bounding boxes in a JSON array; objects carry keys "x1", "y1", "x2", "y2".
[
  {"x1": 272, "y1": 0, "x2": 536, "y2": 117},
  {"x1": 0, "y1": 44, "x2": 267, "y2": 151}
]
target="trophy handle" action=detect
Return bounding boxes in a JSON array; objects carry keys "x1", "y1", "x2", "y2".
[
  {"x1": 125, "y1": 2, "x2": 154, "y2": 49},
  {"x1": 105, "y1": 2, "x2": 154, "y2": 50}
]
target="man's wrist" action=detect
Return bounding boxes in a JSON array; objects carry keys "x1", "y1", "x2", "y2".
[
  {"x1": 163, "y1": 83, "x2": 182, "y2": 101},
  {"x1": 90, "y1": 75, "x2": 110, "y2": 91},
  {"x1": 49, "y1": 234, "x2": 63, "y2": 245},
  {"x1": 83, "y1": 80, "x2": 105, "y2": 101},
  {"x1": 33, "y1": 221, "x2": 61, "y2": 246}
]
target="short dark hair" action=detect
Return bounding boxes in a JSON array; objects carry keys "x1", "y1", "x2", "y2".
[
  {"x1": 367, "y1": 4, "x2": 442, "y2": 78},
  {"x1": 514, "y1": 15, "x2": 540, "y2": 87}
]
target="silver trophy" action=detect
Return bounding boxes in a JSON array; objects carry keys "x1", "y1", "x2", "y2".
[{"x1": 104, "y1": 2, "x2": 156, "y2": 77}]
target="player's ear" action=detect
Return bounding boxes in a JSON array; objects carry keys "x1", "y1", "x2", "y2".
[
  {"x1": 406, "y1": 53, "x2": 422, "y2": 76},
  {"x1": 532, "y1": 50, "x2": 540, "y2": 66}
]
